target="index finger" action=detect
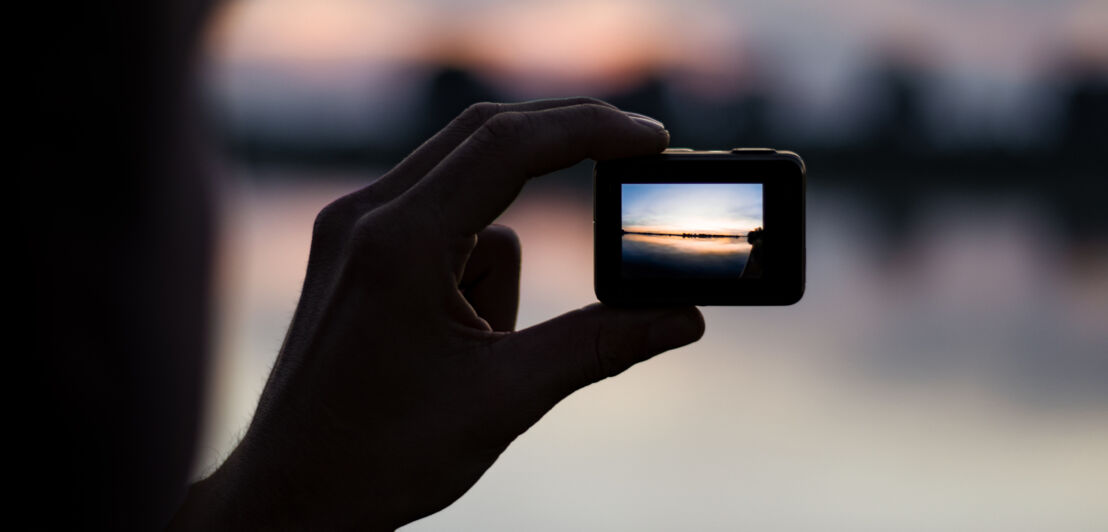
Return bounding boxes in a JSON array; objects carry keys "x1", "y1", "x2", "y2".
[
  {"x1": 401, "y1": 104, "x2": 669, "y2": 237},
  {"x1": 360, "y1": 98, "x2": 618, "y2": 205}
]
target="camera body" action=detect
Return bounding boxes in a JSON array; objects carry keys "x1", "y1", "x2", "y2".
[{"x1": 594, "y1": 148, "x2": 806, "y2": 306}]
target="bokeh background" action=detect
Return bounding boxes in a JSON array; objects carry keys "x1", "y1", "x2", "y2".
[{"x1": 195, "y1": 0, "x2": 1107, "y2": 530}]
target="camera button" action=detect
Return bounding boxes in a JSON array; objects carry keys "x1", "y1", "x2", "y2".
[{"x1": 731, "y1": 147, "x2": 776, "y2": 154}]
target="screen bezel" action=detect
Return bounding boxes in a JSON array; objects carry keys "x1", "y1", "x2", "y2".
[{"x1": 594, "y1": 152, "x2": 805, "y2": 306}]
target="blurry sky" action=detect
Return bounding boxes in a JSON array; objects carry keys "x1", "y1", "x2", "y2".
[
  {"x1": 203, "y1": 0, "x2": 1108, "y2": 148},
  {"x1": 197, "y1": 1, "x2": 1108, "y2": 530}
]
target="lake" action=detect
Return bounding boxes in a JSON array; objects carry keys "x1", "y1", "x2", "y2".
[{"x1": 621, "y1": 233, "x2": 753, "y2": 278}]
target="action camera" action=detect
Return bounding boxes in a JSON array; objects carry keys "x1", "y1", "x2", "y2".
[{"x1": 594, "y1": 148, "x2": 806, "y2": 306}]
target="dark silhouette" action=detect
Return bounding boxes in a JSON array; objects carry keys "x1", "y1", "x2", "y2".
[
  {"x1": 173, "y1": 100, "x2": 704, "y2": 530},
  {"x1": 862, "y1": 61, "x2": 930, "y2": 153},
  {"x1": 18, "y1": 2, "x2": 218, "y2": 529},
  {"x1": 1058, "y1": 71, "x2": 1108, "y2": 152},
  {"x1": 741, "y1": 227, "x2": 765, "y2": 279},
  {"x1": 218, "y1": 54, "x2": 1105, "y2": 243},
  {"x1": 414, "y1": 65, "x2": 505, "y2": 149},
  {"x1": 20, "y1": 4, "x2": 704, "y2": 530}
]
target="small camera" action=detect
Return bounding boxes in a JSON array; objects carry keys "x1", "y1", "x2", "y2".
[{"x1": 594, "y1": 148, "x2": 806, "y2": 306}]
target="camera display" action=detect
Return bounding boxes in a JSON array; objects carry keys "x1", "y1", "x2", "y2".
[
  {"x1": 594, "y1": 149, "x2": 805, "y2": 306},
  {"x1": 621, "y1": 183, "x2": 764, "y2": 279}
]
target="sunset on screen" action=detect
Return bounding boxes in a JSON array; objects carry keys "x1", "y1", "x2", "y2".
[{"x1": 621, "y1": 183, "x2": 763, "y2": 236}]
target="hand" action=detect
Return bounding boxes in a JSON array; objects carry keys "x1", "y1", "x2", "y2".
[{"x1": 172, "y1": 98, "x2": 705, "y2": 530}]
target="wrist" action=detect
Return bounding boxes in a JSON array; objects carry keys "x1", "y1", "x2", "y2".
[
  {"x1": 167, "y1": 444, "x2": 297, "y2": 530},
  {"x1": 165, "y1": 467, "x2": 233, "y2": 531},
  {"x1": 167, "y1": 438, "x2": 399, "y2": 531}
]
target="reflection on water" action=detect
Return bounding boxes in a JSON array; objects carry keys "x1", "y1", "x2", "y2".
[{"x1": 622, "y1": 233, "x2": 751, "y2": 278}]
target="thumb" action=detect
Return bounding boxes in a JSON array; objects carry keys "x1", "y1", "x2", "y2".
[{"x1": 488, "y1": 303, "x2": 704, "y2": 425}]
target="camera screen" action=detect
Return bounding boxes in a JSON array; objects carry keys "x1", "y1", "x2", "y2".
[{"x1": 621, "y1": 183, "x2": 764, "y2": 279}]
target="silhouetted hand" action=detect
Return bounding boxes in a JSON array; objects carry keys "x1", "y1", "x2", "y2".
[{"x1": 171, "y1": 98, "x2": 705, "y2": 530}]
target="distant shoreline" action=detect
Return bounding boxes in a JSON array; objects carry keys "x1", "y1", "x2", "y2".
[{"x1": 621, "y1": 230, "x2": 749, "y2": 238}]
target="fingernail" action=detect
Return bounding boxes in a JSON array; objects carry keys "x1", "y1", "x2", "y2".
[{"x1": 625, "y1": 111, "x2": 665, "y2": 130}]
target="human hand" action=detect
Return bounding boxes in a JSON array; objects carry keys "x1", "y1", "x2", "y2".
[{"x1": 173, "y1": 98, "x2": 704, "y2": 530}]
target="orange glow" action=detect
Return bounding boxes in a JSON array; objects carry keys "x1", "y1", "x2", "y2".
[
  {"x1": 461, "y1": 0, "x2": 668, "y2": 91},
  {"x1": 206, "y1": 0, "x2": 748, "y2": 93},
  {"x1": 623, "y1": 233, "x2": 751, "y2": 255},
  {"x1": 208, "y1": 0, "x2": 435, "y2": 63},
  {"x1": 205, "y1": 0, "x2": 1107, "y2": 99}
]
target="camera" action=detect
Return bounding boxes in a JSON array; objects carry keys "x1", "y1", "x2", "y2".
[{"x1": 594, "y1": 148, "x2": 806, "y2": 306}]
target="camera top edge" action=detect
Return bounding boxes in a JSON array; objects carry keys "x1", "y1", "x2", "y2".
[{"x1": 595, "y1": 147, "x2": 806, "y2": 176}]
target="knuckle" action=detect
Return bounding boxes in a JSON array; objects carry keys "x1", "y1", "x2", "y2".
[
  {"x1": 347, "y1": 211, "x2": 393, "y2": 271},
  {"x1": 312, "y1": 197, "x2": 354, "y2": 239},
  {"x1": 483, "y1": 225, "x2": 521, "y2": 258},
  {"x1": 547, "y1": 103, "x2": 614, "y2": 144},
  {"x1": 456, "y1": 101, "x2": 502, "y2": 130},
  {"x1": 348, "y1": 201, "x2": 430, "y2": 265},
  {"x1": 307, "y1": 196, "x2": 363, "y2": 267},
  {"x1": 578, "y1": 102, "x2": 616, "y2": 126},
  {"x1": 475, "y1": 111, "x2": 532, "y2": 149},
  {"x1": 473, "y1": 226, "x2": 522, "y2": 275},
  {"x1": 589, "y1": 317, "x2": 619, "y2": 382},
  {"x1": 350, "y1": 208, "x2": 391, "y2": 250},
  {"x1": 593, "y1": 334, "x2": 619, "y2": 381},
  {"x1": 589, "y1": 311, "x2": 644, "y2": 382},
  {"x1": 348, "y1": 180, "x2": 391, "y2": 207},
  {"x1": 566, "y1": 96, "x2": 613, "y2": 109}
]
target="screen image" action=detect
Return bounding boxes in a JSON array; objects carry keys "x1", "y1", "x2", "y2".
[{"x1": 621, "y1": 183, "x2": 764, "y2": 278}]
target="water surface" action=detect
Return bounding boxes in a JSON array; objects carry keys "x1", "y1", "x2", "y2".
[{"x1": 621, "y1": 233, "x2": 752, "y2": 278}]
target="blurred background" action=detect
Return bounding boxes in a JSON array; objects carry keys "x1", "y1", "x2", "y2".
[{"x1": 195, "y1": 0, "x2": 1107, "y2": 530}]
